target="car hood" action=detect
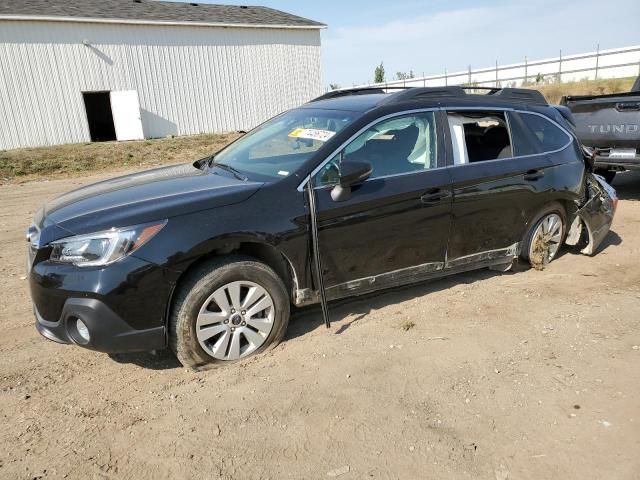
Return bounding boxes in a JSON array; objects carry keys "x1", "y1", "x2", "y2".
[{"x1": 35, "y1": 162, "x2": 263, "y2": 242}]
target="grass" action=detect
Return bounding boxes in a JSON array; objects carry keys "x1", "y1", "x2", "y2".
[
  {"x1": 0, "y1": 132, "x2": 239, "y2": 183},
  {"x1": 528, "y1": 76, "x2": 636, "y2": 104}
]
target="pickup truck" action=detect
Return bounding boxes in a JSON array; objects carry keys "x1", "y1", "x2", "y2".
[{"x1": 561, "y1": 76, "x2": 640, "y2": 183}]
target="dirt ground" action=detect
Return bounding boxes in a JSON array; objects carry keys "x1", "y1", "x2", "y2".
[{"x1": 1, "y1": 169, "x2": 639, "y2": 480}]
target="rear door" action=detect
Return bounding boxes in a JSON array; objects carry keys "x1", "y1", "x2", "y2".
[
  {"x1": 444, "y1": 109, "x2": 555, "y2": 265},
  {"x1": 311, "y1": 111, "x2": 453, "y2": 292}
]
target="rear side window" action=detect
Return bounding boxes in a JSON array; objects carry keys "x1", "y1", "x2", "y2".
[
  {"x1": 508, "y1": 112, "x2": 540, "y2": 157},
  {"x1": 446, "y1": 111, "x2": 512, "y2": 165},
  {"x1": 517, "y1": 112, "x2": 570, "y2": 153}
]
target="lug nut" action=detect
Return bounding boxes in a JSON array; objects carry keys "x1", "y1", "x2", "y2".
[
  {"x1": 231, "y1": 308, "x2": 236, "y2": 313},
  {"x1": 241, "y1": 310, "x2": 246, "y2": 315},
  {"x1": 241, "y1": 321, "x2": 246, "y2": 326},
  {"x1": 223, "y1": 319, "x2": 229, "y2": 324},
  {"x1": 231, "y1": 327, "x2": 236, "y2": 332}
]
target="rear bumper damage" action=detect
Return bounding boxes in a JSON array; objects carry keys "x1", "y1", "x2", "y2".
[{"x1": 565, "y1": 173, "x2": 618, "y2": 255}]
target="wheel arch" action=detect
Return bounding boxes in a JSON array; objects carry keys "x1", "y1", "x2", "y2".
[
  {"x1": 524, "y1": 197, "x2": 574, "y2": 233},
  {"x1": 164, "y1": 240, "x2": 300, "y2": 331}
]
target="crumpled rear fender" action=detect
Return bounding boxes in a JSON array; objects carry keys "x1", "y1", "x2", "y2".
[{"x1": 565, "y1": 174, "x2": 618, "y2": 255}]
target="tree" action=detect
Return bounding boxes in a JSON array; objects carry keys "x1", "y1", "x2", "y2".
[
  {"x1": 374, "y1": 62, "x2": 385, "y2": 83},
  {"x1": 396, "y1": 70, "x2": 415, "y2": 81}
]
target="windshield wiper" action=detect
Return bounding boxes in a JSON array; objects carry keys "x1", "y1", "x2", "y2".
[{"x1": 210, "y1": 162, "x2": 248, "y2": 181}]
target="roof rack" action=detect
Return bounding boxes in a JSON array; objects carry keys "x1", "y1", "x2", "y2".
[
  {"x1": 311, "y1": 85, "x2": 547, "y2": 105},
  {"x1": 310, "y1": 87, "x2": 406, "y2": 102}
]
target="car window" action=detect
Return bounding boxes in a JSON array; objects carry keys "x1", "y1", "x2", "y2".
[
  {"x1": 314, "y1": 112, "x2": 437, "y2": 186},
  {"x1": 518, "y1": 112, "x2": 571, "y2": 152},
  {"x1": 507, "y1": 112, "x2": 541, "y2": 157},
  {"x1": 447, "y1": 111, "x2": 512, "y2": 165},
  {"x1": 212, "y1": 108, "x2": 360, "y2": 181}
]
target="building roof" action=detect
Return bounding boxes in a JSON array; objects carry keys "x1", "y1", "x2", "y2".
[{"x1": 0, "y1": 0, "x2": 325, "y2": 29}]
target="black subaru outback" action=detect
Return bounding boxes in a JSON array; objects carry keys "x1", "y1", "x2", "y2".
[{"x1": 27, "y1": 86, "x2": 617, "y2": 369}]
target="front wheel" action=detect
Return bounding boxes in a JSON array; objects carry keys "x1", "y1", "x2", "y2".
[
  {"x1": 521, "y1": 205, "x2": 566, "y2": 269},
  {"x1": 169, "y1": 256, "x2": 290, "y2": 370}
]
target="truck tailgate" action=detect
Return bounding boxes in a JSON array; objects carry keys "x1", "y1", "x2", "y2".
[{"x1": 563, "y1": 92, "x2": 640, "y2": 149}]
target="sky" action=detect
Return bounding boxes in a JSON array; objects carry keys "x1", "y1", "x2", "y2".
[{"x1": 187, "y1": 0, "x2": 640, "y2": 87}]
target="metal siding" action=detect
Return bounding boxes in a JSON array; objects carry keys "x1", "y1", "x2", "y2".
[{"x1": 0, "y1": 20, "x2": 322, "y2": 149}]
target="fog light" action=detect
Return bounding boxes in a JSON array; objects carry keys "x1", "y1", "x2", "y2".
[{"x1": 75, "y1": 318, "x2": 90, "y2": 343}]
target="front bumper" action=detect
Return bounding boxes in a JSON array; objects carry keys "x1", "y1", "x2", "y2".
[
  {"x1": 29, "y1": 254, "x2": 172, "y2": 353},
  {"x1": 34, "y1": 298, "x2": 165, "y2": 353}
]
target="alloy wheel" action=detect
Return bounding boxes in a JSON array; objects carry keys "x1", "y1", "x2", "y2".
[
  {"x1": 195, "y1": 281, "x2": 275, "y2": 361},
  {"x1": 528, "y1": 213, "x2": 564, "y2": 266}
]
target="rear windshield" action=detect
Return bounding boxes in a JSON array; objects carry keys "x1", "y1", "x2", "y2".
[{"x1": 212, "y1": 108, "x2": 360, "y2": 180}]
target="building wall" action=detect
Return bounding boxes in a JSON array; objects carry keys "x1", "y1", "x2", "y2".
[{"x1": 0, "y1": 20, "x2": 322, "y2": 150}]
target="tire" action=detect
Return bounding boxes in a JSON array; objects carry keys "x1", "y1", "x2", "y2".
[
  {"x1": 595, "y1": 168, "x2": 616, "y2": 184},
  {"x1": 169, "y1": 255, "x2": 290, "y2": 370},
  {"x1": 521, "y1": 203, "x2": 566, "y2": 269}
]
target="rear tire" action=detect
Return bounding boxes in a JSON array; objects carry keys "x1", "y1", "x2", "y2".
[
  {"x1": 521, "y1": 203, "x2": 566, "y2": 269},
  {"x1": 169, "y1": 256, "x2": 290, "y2": 370}
]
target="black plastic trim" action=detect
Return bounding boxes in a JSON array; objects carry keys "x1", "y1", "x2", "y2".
[{"x1": 34, "y1": 298, "x2": 165, "y2": 353}]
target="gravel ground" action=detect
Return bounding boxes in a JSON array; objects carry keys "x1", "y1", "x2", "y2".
[{"x1": 1, "y1": 169, "x2": 639, "y2": 480}]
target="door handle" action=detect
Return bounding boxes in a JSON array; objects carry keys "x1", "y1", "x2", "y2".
[
  {"x1": 420, "y1": 189, "x2": 451, "y2": 204},
  {"x1": 523, "y1": 169, "x2": 544, "y2": 181}
]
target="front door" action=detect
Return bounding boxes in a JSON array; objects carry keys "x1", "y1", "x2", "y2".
[{"x1": 311, "y1": 111, "x2": 453, "y2": 296}]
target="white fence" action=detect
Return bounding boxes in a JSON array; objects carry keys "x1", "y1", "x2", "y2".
[{"x1": 355, "y1": 45, "x2": 640, "y2": 90}]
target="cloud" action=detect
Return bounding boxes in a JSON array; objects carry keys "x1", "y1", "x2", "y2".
[{"x1": 322, "y1": 0, "x2": 640, "y2": 85}]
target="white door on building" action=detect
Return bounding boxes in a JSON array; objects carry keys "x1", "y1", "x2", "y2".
[{"x1": 110, "y1": 90, "x2": 145, "y2": 141}]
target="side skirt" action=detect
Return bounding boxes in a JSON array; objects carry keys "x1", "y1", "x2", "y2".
[{"x1": 295, "y1": 243, "x2": 520, "y2": 306}]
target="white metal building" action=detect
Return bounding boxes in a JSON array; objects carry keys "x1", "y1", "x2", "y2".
[{"x1": 0, "y1": 0, "x2": 325, "y2": 150}]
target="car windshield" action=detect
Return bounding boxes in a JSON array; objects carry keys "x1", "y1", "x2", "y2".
[{"x1": 211, "y1": 108, "x2": 360, "y2": 180}]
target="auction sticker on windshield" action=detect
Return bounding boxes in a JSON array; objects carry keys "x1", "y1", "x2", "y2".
[{"x1": 289, "y1": 128, "x2": 336, "y2": 142}]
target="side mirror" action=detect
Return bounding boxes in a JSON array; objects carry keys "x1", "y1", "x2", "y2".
[{"x1": 331, "y1": 160, "x2": 372, "y2": 202}]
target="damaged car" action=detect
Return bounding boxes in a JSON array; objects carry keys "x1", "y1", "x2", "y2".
[{"x1": 26, "y1": 86, "x2": 617, "y2": 369}]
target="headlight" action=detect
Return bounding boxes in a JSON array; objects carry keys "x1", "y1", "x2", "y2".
[{"x1": 49, "y1": 220, "x2": 166, "y2": 267}]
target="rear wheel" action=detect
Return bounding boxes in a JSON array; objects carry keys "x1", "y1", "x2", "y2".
[
  {"x1": 170, "y1": 256, "x2": 290, "y2": 370},
  {"x1": 521, "y1": 204, "x2": 566, "y2": 269}
]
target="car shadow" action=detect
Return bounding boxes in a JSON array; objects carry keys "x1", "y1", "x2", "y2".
[
  {"x1": 286, "y1": 268, "x2": 505, "y2": 340},
  {"x1": 595, "y1": 230, "x2": 622, "y2": 253},
  {"x1": 108, "y1": 349, "x2": 182, "y2": 370}
]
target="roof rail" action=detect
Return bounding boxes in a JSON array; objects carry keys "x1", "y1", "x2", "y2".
[
  {"x1": 379, "y1": 86, "x2": 466, "y2": 104},
  {"x1": 310, "y1": 85, "x2": 548, "y2": 105},
  {"x1": 383, "y1": 86, "x2": 548, "y2": 105},
  {"x1": 488, "y1": 87, "x2": 547, "y2": 105},
  {"x1": 310, "y1": 87, "x2": 403, "y2": 102}
]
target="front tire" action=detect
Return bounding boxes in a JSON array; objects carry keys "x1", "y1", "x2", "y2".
[
  {"x1": 521, "y1": 204, "x2": 566, "y2": 269},
  {"x1": 169, "y1": 256, "x2": 290, "y2": 370}
]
